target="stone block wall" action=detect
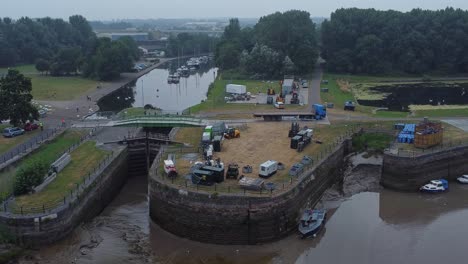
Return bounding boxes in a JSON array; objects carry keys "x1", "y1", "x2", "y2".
[
  {"x1": 0, "y1": 148, "x2": 129, "y2": 247},
  {"x1": 149, "y1": 139, "x2": 351, "y2": 245},
  {"x1": 381, "y1": 146, "x2": 468, "y2": 191}
]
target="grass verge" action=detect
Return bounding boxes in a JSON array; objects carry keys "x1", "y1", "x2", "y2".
[
  {"x1": 13, "y1": 141, "x2": 108, "y2": 212},
  {"x1": 0, "y1": 130, "x2": 85, "y2": 201},
  {"x1": 0, "y1": 124, "x2": 41, "y2": 156}
]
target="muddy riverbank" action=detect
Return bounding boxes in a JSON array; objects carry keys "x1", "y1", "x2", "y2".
[{"x1": 15, "y1": 152, "x2": 468, "y2": 264}]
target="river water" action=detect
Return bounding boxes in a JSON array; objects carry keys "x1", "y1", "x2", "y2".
[
  {"x1": 21, "y1": 172, "x2": 468, "y2": 264},
  {"x1": 98, "y1": 61, "x2": 218, "y2": 114}
]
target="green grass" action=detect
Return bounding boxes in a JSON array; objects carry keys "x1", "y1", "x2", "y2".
[
  {"x1": 0, "y1": 124, "x2": 41, "y2": 156},
  {"x1": 352, "y1": 132, "x2": 394, "y2": 153},
  {"x1": 1, "y1": 64, "x2": 99, "y2": 101},
  {"x1": 0, "y1": 130, "x2": 85, "y2": 201},
  {"x1": 30, "y1": 75, "x2": 99, "y2": 100},
  {"x1": 13, "y1": 141, "x2": 108, "y2": 212},
  {"x1": 321, "y1": 73, "x2": 468, "y2": 118},
  {"x1": 414, "y1": 108, "x2": 468, "y2": 118},
  {"x1": 374, "y1": 111, "x2": 410, "y2": 118},
  {"x1": 0, "y1": 64, "x2": 38, "y2": 74},
  {"x1": 189, "y1": 78, "x2": 306, "y2": 114}
]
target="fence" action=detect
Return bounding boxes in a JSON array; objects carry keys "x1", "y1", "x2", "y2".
[
  {"x1": 0, "y1": 128, "x2": 59, "y2": 165},
  {"x1": 1, "y1": 150, "x2": 115, "y2": 215},
  {"x1": 387, "y1": 138, "x2": 468, "y2": 158},
  {"x1": 152, "y1": 126, "x2": 360, "y2": 197}
]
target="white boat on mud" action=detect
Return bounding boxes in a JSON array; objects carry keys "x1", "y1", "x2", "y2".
[
  {"x1": 420, "y1": 179, "x2": 448, "y2": 193},
  {"x1": 298, "y1": 209, "x2": 327, "y2": 238},
  {"x1": 457, "y1": 175, "x2": 468, "y2": 184}
]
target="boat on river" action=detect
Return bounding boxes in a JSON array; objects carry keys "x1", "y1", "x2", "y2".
[
  {"x1": 298, "y1": 209, "x2": 327, "y2": 238},
  {"x1": 420, "y1": 179, "x2": 448, "y2": 193},
  {"x1": 457, "y1": 175, "x2": 468, "y2": 184},
  {"x1": 167, "y1": 73, "x2": 180, "y2": 84}
]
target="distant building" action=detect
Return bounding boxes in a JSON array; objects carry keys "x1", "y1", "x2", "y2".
[{"x1": 97, "y1": 32, "x2": 149, "y2": 41}]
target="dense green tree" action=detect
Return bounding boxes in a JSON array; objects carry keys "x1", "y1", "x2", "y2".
[
  {"x1": 49, "y1": 47, "x2": 82, "y2": 75},
  {"x1": 0, "y1": 69, "x2": 39, "y2": 126},
  {"x1": 321, "y1": 7, "x2": 468, "y2": 74},
  {"x1": 35, "y1": 58, "x2": 50, "y2": 75}
]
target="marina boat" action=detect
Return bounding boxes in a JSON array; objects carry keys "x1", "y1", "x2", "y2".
[
  {"x1": 167, "y1": 73, "x2": 180, "y2": 84},
  {"x1": 457, "y1": 175, "x2": 468, "y2": 184},
  {"x1": 298, "y1": 209, "x2": 327, "y2": 238},
  {"x1": 420, "y1": 179, "x2": 448, "y2": 193},
  {"x1": 164, "y1": 160, "x2": 177, "y2": 178}
]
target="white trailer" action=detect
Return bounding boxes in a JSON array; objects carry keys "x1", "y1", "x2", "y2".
[
  {"x1": 226, "y1": 84, "x2": 247, "y2": 94},
  {"x1": 259, "y1": 160, "x2": 278, "y2": 178}
]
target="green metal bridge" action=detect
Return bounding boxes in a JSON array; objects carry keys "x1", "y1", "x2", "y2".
[{"x1": 112, "y1": 115, "x2": 205, "y2": 128}]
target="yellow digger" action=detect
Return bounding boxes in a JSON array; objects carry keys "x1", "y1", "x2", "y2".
[{"x1": 224, "y1": 127, "x2": 240, "y2": 139}]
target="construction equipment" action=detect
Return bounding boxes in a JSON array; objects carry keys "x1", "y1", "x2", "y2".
[
  {"x1": 224, "y1": 127, "x2": 240, "y2": 139},
  {"x1": 290, "y1": 92, "x2": 299, "y2": 104},
  {"x1": 288, "y1": 122, "x2": 300, "y2": 137},
  {"x1": 213, "y1": 135, "x2": 222, "y2": 152},
  {"x1": 226, "y1": 163, "x2": 239, "y2": 179}
]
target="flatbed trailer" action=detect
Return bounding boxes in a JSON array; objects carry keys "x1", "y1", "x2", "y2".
[{"x1": 253, "y1": 112, "x2": 315, "y2": 121}]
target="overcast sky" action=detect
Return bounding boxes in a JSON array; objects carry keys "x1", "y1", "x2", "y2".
[{"x1": 1, "y1": 0, "x2": 468, "y2": 20}]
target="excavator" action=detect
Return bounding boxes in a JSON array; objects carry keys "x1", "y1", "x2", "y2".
[{"x1": 224, "y1": 127, "x2": 240, "y2": 139}]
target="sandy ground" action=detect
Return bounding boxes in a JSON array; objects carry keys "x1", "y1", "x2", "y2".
[{"x1": 175, "y1": 122, "x2": 319, "y2": 187}]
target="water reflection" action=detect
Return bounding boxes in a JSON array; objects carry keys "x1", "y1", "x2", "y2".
[{"x1": 98, "y1": 61, "x2": 217, "y2": 114}]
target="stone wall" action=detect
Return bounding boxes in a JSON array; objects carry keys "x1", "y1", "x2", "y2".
[
  {"x1": 0, "y1": 148, "x2": 128, "y2": 247},
  {"x1": 381, "y1": 145, "x2": 468, "y2": 191},
  {"x1": 149, "y1": 139, "x2": 352, "y2": 245}
]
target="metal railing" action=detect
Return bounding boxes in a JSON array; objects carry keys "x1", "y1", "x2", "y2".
[
  {"x1": 1, "y1": 150, "x2": 115, "y2": 215},
  {"x1": 387, "y1": 139, "x2": 468, "y2": 158},
  {"x1": 151, "y1": 127, "x2": 360, "y2": 197}
]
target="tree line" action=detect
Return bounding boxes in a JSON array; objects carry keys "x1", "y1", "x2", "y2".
[
  {"x1": 166, "y1": 33, "x2": 217, "y2": 57},
  {"x1": 215, "y1": 10, "x2": 319, "y2": 78},
  {"x1": 321, "y1": 8, "x2": 468, "y2": 74},
  {"x1": 0, "y1": 15, "x2": 140, "y2": 80}
]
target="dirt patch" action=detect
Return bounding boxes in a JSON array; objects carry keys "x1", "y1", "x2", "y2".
[{"x1": 337, "y1": 79, "x2": 351, "y2": 93}]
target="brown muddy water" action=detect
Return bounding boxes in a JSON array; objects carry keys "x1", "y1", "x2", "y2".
[{"x1": 19, "y1": 174, "x2": 468, "y2": 264}]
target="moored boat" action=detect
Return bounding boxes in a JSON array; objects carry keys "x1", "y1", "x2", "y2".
[
  {"x1": 420, "y1": 179, "x2": 448, "y2": 193},
  {"x1": 457, "y1": 175, "x2": 468, "y2": 184},
  {"x1": 298, "y1": 209, "x2": 326, "y2": 238}
]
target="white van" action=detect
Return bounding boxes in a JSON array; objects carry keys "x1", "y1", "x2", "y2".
[{"x1": 259, "y1": 160, "x2": 278, "y2": 178}]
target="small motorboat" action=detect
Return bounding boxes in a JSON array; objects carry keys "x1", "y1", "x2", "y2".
[
  {"x1": 420, "y1": 179, "x2": 448, "y2": 193},
  {"x1": 298, "y1": 209, "x2": 326, "y2": 238},
  {"x1": 164, "y1": 160, "x2": 177, "y2": 178},
  {"x1": 457, "y1": 175, "x2": 468, "y2": 184}
]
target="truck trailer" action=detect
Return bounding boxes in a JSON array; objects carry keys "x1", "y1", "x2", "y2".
[{"x1": 259, "y1": 160, "x2": 278, "y2": 178}]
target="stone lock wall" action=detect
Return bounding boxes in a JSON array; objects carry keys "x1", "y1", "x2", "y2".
[
  {"x1": 0, "y1": 148, "x2": 129, "y2": 247},
  {"x1": 149, "y1": 139, "x2": 351, "y2": 245},
  {"x1": 381, "y1": 146, "x2": 468, "y2": 191}
]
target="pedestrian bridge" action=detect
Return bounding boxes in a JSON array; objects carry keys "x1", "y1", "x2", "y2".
[{"x1": 112, "y1": 115, "x2": 205, "y2": 128}]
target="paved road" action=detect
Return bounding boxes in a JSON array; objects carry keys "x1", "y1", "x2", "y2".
[{"x1": 308, "y1": 65, "x2": 323, "y2": 111}]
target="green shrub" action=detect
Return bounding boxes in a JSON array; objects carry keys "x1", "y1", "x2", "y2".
[
  {"x1": 352, "y1": 132, "x2": 393, "y2": 153},
  {"x1": 13, "y1": 160, "x2": 49, "y2": 195}
]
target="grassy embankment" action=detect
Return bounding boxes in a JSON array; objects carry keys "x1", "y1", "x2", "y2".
[
  {"x1": 321, "y1": 73, "x2": 468, "y2": 118},
  {"x1": 0, "y1": 124, "x2": 42, "y2": 156},
  {"x1": 0, "y1": 130, "x2": 85, "y2": 201},
  {"x1": 188, "y1": 78, "x2": 307, "y2": 116},
  {"x1": 12, "y1": 141, "x2": 109, "y2": 213},
  {"x1": 0, "y1": 64, "x2": 99, "y2": 100}
]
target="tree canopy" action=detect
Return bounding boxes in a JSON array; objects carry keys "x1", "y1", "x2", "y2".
[
  {"x1": 0, "y1": 15, "x2": 140, "y2": 80},
  {"x1": 0, "y1": 69, "x2": 39, "y2": 126},
  {"x1": 321, "y1": 8, "x2": 468, "y2": 74},
  {"x1": 215, "y1": 11, "x2": 319, "y2": 78}
]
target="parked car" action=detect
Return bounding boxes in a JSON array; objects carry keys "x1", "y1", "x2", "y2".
[
  {"x1": 3, "y1": 127, "x2": 25, "y2": 138},
  {"x1": 24, "y1": 122, "x2": 39, "y2": 131}
]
